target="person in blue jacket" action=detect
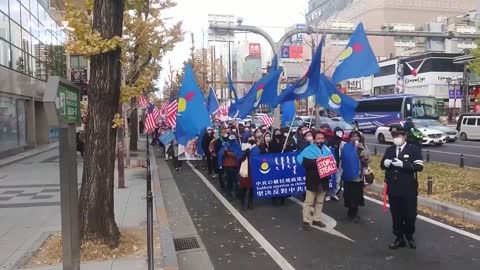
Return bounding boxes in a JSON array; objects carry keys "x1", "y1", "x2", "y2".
[
  {"x1": 340, "y1": 130, "x2": 366, "y2": 223},
  {"x1": 297, "y1": 131, "x2": 334, "y2": 231}
]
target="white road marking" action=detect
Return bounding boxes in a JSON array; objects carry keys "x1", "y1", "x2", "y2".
[
  {"x1": 187, "y1": 161, "x2": 296, "y2": 270},
  {"x1": 288, "y1": 197, "x2": 354, "y2": 242},
  {"x1": 363, "y1": 196, "x2": 480, "y2": 241}
]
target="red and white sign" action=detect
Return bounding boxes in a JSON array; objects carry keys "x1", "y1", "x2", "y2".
[
  {"x1": 316, "y1": 155, "x2": 337, "y2": 178},
  {"x1": 289, "y1": 46, "x2": 303, "y2": 59},
  {"x1": 249, "y1": 43, "x2": 261, "y2": 57}
]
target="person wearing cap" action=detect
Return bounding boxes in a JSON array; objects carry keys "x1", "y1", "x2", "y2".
[{"x1": 380, "y1": 125, "x2": 424, "y2": 250}]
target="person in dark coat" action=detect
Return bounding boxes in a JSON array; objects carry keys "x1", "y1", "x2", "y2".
[
  {"x1": 340, "y1": 130, "x2": 366, "y2": 223},
  {"x1": 381, "y1": 126, "x2": 424, "y2": 250},
  {"x1": 215, "y1": 128, "x2": 230, "y2": 191},
  {"x1": 326, "y1": 127, "x2": 344, "y2": 201},
  {"x1": 269, "y1": 129, "x2": 285, "y2": 153},
  {"x1": 258, "y1": 131, "x2": 272, "y2": 154},
  {"x1": 297, "y1": 131, "x2": 333, "y2": 231},
  {"x1": 202, "y1": 127, "x2": 215, "y2": 175},
  {"x1": 218, "y1": 134, "x2": 242, "y2": 200}
]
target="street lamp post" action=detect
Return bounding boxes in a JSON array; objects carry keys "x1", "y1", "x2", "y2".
[
  {"x1": 456, "y1": 77, "x2": 464, "y2": 120},
  {"x1": 446, "y1": 77, "x2": 452, "y2": 122}
]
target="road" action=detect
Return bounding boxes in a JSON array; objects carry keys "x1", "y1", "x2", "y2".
[
  {"x1": 363, "y1": 134, "x2": 480, "y2": 168},
  {"x1": 162, "y1": 156, "x2": 480, "y2": 270}
]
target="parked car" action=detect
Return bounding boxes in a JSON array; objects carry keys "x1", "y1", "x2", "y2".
[
  {"x1": 415, "y1": 119, "x2": 457, "y2": 142},
  {"x1": 375, "y1": 122, "x2": 446, "y2": 146},
  {"x1": 456, "y1": 113, "x2": 480, "y2": 141}
]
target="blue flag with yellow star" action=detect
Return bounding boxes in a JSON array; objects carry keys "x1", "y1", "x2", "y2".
[
  {"x1": 316, "y1": 74, "x2": 358, "y2": 122},
  {"x1": 331, "y1": 23, "x2": 379, "y2": 84},
  {"x1": 228, "y1": 65, "x2": 282, "y2": 119},
  {"x1": 272, "y1": 41, "x2": 323, "y2": 108},
  {"x1": 176, "y1": 64, "x2": 211, "y2": 145}
]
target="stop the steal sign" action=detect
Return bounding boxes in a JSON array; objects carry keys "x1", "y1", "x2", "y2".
[{"x1": 316, "y1": 155, "x2": 337, "y2": 178}]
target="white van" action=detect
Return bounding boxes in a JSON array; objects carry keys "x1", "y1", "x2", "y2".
[{"x1": 457, "y1": 113, "x2": 480, "y2": 141}]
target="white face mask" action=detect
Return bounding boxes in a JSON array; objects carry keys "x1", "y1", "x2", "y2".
[
  {"x1": 393, "y1": 137, "x2": 405, "y2": 146},
  {"x1": 336, "y1": 131, "x2": 344, "y2": 138}
]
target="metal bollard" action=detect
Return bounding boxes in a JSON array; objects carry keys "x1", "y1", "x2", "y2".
[
  {"x1": 427, "y1": 176, "x2": 433, "y2": 195},
  {"x1": 146, "y1": 190, "x2": 154, "y2": 270},
  {"x1": 460, "y1": 154, "x2": 464, "y2": 168},
  {"x1": 426, "y1": 150, "x2": 430, "y2": 163},
  {"x1": 374, "y1": 145, "x2": 378, "y2": 155}
]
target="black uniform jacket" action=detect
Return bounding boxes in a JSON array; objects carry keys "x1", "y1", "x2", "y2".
[{"x1": 380, "y1": 143, "x2": 424, "y2": 197}]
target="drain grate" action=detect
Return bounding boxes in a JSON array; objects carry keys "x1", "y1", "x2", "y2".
[{"x1": 173, "y1": 236, "x2": 200, "y2": 251}]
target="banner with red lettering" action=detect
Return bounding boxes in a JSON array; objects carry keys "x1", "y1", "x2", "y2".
[{"x1": 316, "y1": 155, "x2": 337, "y2": 178}]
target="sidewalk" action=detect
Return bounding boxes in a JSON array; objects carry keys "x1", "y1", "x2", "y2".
[{"x1": 0, "y1": 140, "x2": 164, "y2": 270}]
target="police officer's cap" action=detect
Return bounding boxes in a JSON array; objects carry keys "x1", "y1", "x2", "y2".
[{"x1": 389, "y1": 124, "x2": 407, "y2": 136}]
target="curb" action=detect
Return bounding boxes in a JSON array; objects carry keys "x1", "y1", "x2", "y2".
[
  {"x1": 150, "y1": 149, "x2": 179, "y2": 270},
  {"x1": 369, "y1": 183, "x2": 480, "y2": 225},
  {"x1": 0, "y1": 142, "x2": 59, "y2": 168}
]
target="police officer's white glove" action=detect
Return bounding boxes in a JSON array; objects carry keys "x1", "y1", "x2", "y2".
[
  {"x1": 383, "y1": 159, "x2": 392, "y2": 168},
  {"x1": 391, "y1": 158, "x2": 403, "y2": 168}
]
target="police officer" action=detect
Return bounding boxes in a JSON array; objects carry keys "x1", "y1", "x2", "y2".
[{"x1": 380, "y1": 124, "x2": 424, "y2": 250}]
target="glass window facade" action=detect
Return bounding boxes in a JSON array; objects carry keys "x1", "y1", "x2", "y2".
[
  {"x1": 0, "y1": 95, "x2": 26, "y2": 152},
  {"x1": 0, "y1": 0, "x2": 67, "y2": 81}
]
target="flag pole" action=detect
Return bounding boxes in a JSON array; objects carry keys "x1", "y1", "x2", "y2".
[
  {"x1": 282, "y1": 111, "x2": 297, "y2": 153},
  {"x1": 308, "y1": 107, "x2": 315, "y2": 129}
]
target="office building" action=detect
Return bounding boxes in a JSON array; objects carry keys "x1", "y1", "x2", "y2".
[{"x1": 0, "y1": 0, "x2": 67, "y2": 157}]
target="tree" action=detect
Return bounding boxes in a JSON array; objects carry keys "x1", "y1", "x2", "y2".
[
  {"x1": 65, "y1": 0, "x2": 125, "y2": 247},
  {"x1": 124, "y1": 0, "x2": 183, "y2": 151}
]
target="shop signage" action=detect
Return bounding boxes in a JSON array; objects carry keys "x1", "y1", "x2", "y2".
[{"x1": 57, "y1": 84, "x2": 80, "y2": 124}]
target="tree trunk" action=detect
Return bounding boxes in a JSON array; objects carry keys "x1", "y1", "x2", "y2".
[
  {"x1": 129, "y1": 97, "x2": 138, "y2": 151},
  {"x1": 79, "y1": 0, "x2": 124, "y2": 248},
  {"x1": 117, "y1": 104, "x2": 125, "y2": 189}
]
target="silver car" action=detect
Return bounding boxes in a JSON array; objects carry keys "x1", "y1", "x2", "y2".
[{"x1": 415, "y1": 119, "x2": 458, "y2": 142}]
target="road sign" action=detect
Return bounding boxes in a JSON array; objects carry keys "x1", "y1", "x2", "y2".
[{"x1": 57, "y1": 83, "x2": 80, "y2": 124}]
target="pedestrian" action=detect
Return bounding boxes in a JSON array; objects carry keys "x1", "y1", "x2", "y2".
[
  {"x1": 218, "y1": 133, "x2": 242, "y2": 201},
  {"x1": 215, "y1": 128, "x2": 230, "y2": 191},
  {"x1": 297, "y1": 131, "x2": 333, "y2": 231},
  {"x1": 269, "y1": 128, "x2": 285, "y2": 153},
  {"x1": 202, "y1": 127, "x2": 215, "y2": 175},
  {"x1": 238, "y1": 134, "x2": 258, "y2": 210},
  {"x1": 269, "y1": 129, "x2": 288, "y2": 206},
  {"x1": 172, "y1": 137, "x2": 182, "y2": 172},
  {"x1": 254, "y1": 129, "x2": 263, "y2": 144},
  {"x1": 340, "y1": 130, "x2": 366, "y2": 223},
  {"x1": 297, "y1": 126, "x2": 312, "y2": 151},
  {"x1": 381, "y1": 125, "x2": 424, "y2": 250},
  {"x1": 139, "y1": 117, "x2": 144, "y2": 135},
  {"x1": 259, "y1": 131, "x2": 272, "y2": 154},
  {"x1": 326, "y1": 127, "x2": 345, "y2": 201}
]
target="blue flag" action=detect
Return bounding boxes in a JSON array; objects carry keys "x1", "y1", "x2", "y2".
[
  {"x1": 227, "y1": 73, "x2": 238, "y2": 102},
  {"x1": 206, "y1": 86, "x2": 219, "y2": 115},
  {"x1": 260, "y1": 55, "x2": 282, "y2": 108},
  {"x1": 281, "y1": 100, "x2": 296, "y2": 127},
  {"x1": 175, "y1": 64, "x2": 211, "y2": 145},
  {"x1": 228, "y1": 65, "x2": 282, "y2": 119},
  {"x1": 316, "y1": 74, "x2": 358, "y2": 122},
  {"x1": 272, "y1": 42, "x2": 323, "y2": 107},
  {"x1": 331, "y1": 23, "x2": 379, "y2": 84}
]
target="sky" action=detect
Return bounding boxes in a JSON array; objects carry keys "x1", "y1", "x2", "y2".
[{"x1": 158, "y1": 0, "x2": 309, "y2": 91}]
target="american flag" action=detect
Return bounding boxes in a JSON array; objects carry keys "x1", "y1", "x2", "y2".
[
  {"x1": 159, "y1": 101, "x2": 168, "y2": 118},
  {"x1": 139, "y1": 95, "x2": 148, "y2": 108},
  {"x1": 144, "y1": 103, "x2": 160, "y2": 133},
  {"x1": 166, "y1": 94, "x2": 178, "y2": 127},
  {"x1": 260, "y1": 115, "x2": 273, "y2": 127}
]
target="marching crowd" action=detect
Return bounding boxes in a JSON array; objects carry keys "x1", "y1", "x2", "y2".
[{"x1": 153, "y1": 120, "x2": 424, "y2": 250}]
